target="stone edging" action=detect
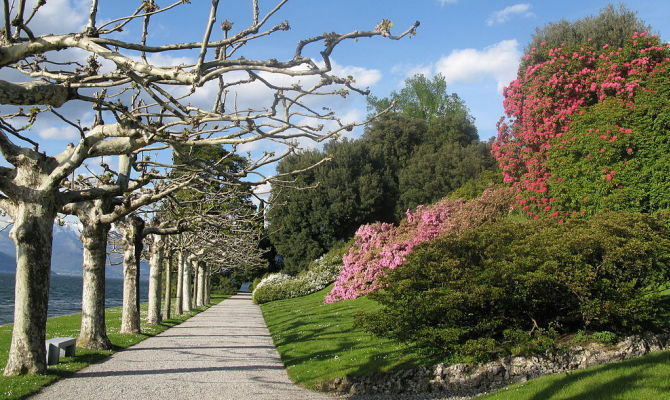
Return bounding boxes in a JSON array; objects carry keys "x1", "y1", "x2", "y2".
[{"x1": 320, "y1": 332, "x2": 670, "y2": 397}]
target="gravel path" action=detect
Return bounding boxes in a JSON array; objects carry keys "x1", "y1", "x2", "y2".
[
  {"x1": 29, "y1": 293, "x2": 334, "y2": 400},
  {"x1": 28, "y1": 293, "x2": 471, "y2": 400}
]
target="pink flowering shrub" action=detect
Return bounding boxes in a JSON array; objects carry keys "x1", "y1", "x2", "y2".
[
  {"x1": 324, "y1": 187, "x2": 515, "y2": 303},
  {"x1": 493, "y1": 32, "x2": 670, "y2": 218}
]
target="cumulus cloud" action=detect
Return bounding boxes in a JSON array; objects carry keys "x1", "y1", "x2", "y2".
[
  {"x1": 39, "y1": 126, "x2": 80, "y2": 140},
  {"x1": 24, "y1": 0, "x2": 88, "y2": 35},
  {"x1": 332, "y1": 64, "x2": 382, "y2": 88},
  {"x1": 486, "y1": 4, "x2": 534, "y2": 26},
  {"x1": 437, "y1": 0, "x2": 458, "y2": 5},
  {"x1": 435, "y1": 39, "x2": 521, "y2": 93}
]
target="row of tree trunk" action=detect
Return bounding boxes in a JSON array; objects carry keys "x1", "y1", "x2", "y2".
[{"x1": 77, "y1": 227, "x2": 213, "y2": 351}]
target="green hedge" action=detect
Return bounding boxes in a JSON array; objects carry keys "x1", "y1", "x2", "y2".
[
  {"x1": 357, "y1": 212, "x2": 670, "y2": 362},
  {"x1": 252, "y1": 242, "x2": 349, "y2": 303}
]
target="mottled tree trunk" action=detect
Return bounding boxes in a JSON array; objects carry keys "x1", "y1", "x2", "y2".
[
  {"x1": 190, "y1": 257, "x2": 198, "y2": 309},
  {"x1": 175, "y1": 250, "x2": 184, "y2": 315},
  {"x1": 204, "y1": 265, "x2": 211, "y2": 305},
  {"x1": 77, "y1": 210, "x2": 112, "y2": 350},
  {"x1": 182, "y1": 255, "x2": 193, "y2": 312},
  {"x1": 119, "y1": 216, "x2": 144, "y2": 334},
  {"x1": 162, "y1": 253, "x2": 172, "y2": 321},
  {"x1": 196, "y1": 261, "x2": 205, "y2": 307},
  {"x1": 147, "y1": 234, "x2": 164, "y2": 325},
  {"x1": 3, "y1": 202, "x2": 56, "y2": 376}
]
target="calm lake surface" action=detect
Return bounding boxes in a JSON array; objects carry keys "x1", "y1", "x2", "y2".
[{"x1": 0, "y1": 272, "x2": 148, "y2": 325}]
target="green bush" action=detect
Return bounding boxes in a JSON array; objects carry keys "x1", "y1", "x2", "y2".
[
  {"x1": 447, "y1": 170, "x2": 502, "y2": 201},
  {"x1": 357, "y1": 213, "x2": 670, "y2": 362},
  {"x1": 210, "y1": 276, "x2": 239, "y2": 295},
  {"x1": 250, "y1": 276, "x2": 263, "y2": 292},
  {"x1": 252, "y1": 241, "x2": 350, "y2": 303},
  {"x1": 546, "y1": 73, "x2": 670, "y2": 215}
]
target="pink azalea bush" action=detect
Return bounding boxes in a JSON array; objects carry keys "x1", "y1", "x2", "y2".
[
  {"x1": 324, "y1": 187, "x2": 515, "y2": 303},
  {"x1": 493, "y1": 32, "x2": 670, "y2": 218}
]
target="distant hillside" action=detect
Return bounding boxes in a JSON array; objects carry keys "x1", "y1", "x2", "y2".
[{"x1": 0, "y1": 222, "x2": 149, "y2": 278}]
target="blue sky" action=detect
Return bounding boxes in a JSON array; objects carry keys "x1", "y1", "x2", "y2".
[
  {"x1": 100, "y1": 0, "x2": 670, "y2": 144},
  {"x1": 3, "y1": 0, "x2": 670, "y2": 193},
  {"x1": 273, "y1": 0, "x2": 670, "y2": 141}
]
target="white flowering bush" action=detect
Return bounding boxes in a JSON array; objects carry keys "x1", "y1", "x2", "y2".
[{"x1": 252, "y1": 242, "x2": 348, "y2": 304}]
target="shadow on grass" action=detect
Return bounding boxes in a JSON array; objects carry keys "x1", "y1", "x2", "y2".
[
  {"x1": 0, "y1": 297, "x2": 230, "y2": 400},
  {"x1": 262, "y1": 288, "x2": 437, "y2": 388},
  {"x1": 527, "y1": 351, "x2": 670, "y2": 400}
]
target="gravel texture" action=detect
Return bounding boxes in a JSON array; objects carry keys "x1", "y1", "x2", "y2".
[
  {"x1": 29, "y1": 293, "x2": 334, "y2": 400},
  {"x1": 28, "y1": 293, "x2": 472, "y2": 400}
]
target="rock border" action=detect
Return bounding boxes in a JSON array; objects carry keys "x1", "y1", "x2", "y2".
[{"x1": 320, "y1": 331, "x2": 670, "y2": 397}]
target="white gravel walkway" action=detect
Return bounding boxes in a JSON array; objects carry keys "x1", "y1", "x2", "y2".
[{"x1": 29, "y1": 293, "x2": 334, "y2": 400}]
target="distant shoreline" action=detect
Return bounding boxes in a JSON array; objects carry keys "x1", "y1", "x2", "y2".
[
  {"x1": 0, "y1": 273, "x2": 150, "y2": 325},
  {"x1": 0, "y1": 270, "x2": 150, "y2": 281}
]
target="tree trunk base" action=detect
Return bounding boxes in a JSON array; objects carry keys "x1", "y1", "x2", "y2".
[{"x1": 77, "y1": 334, "x2": 113, "y2": 350}]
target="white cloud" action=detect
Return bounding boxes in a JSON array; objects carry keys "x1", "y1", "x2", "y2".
[
  {"x1": 25, "y1": 0, "x2": 88, "y2": 34},
  {"x1": 437, "y1": 0, "x2": 458, "y2": 5},
  {"x1": 390, "y1": 63, "x2": 433, "y2": 86},
  {"x1": 486, "y1": 4, "x2": 534, "y2": 26},
  {"x1": 435, "y1": 39, "x2": 521, "y2": 93},
  {"x1": 145, "y1": 53, "x2": 195, "y2": 68},
  {"x1": 39, "y1": 126, "x2": 80, "y2": 140},
  {"x1": 237, "y1": 139, "x2": 265, "y2": 154},
  {"x1": 332, "y1": 64, "x2": 382, "y2": 88}
]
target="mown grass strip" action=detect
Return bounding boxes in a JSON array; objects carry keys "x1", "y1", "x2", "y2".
[
  {"x1": 260, "y1": 285, "x2": 434, "y2": 389},
  {"x1": 476, "y1": 350, "x2": 670, "y2": 400},
  {"x1": 262, "y1": 286, "x2": 670, "y2": 398},
  {"x1": 0, "y1": 294, "x2": 229, "y2": 400}
]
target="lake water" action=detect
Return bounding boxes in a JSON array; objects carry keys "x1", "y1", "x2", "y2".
[{"x1": 0, "y1": 272, "x2": 148, "y2": 325}]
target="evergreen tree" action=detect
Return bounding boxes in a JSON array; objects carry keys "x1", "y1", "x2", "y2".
[
  {"x1": 268, "y1": 74, "x2": 495, "y2": 272},
  {"x1": 524, "y1": 4, "x2": 652, "y2": 67}
]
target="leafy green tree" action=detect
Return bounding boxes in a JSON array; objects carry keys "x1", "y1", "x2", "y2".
[
  {"x1": 268, "y1": 74, "x2": 495, "y2": 272},
  {"x1": 369, "y1": 74, "x2": 457, "y2": 120},
  {"x1": 524, "y1": 3, "x2": 652, "y2": 66},
  {"x1": 267, "y1": 151, "x2": 329, "y2": 273},
  {"x1": 398, "y1": 141, "x2": 495, "y2": 214},
  {"x1": 171, "y1": 144, "x2": 254, "y2": 219}
]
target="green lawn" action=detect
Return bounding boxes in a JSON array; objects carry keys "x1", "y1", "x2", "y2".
[
  {"x1": 0, "y1": 295, "x2": 228, "y2": 400},
  {"x1": 261, "y1": 286, "x2": 670, "y2": 398},
  {"x1": 477, "y1": 350, "x2": 670, "y2": 400},
  {"x1": 260, "y1": 285, "x2": 434, "y2": 389}
]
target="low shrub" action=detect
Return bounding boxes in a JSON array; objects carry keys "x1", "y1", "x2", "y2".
[
  {"x1": 210, "y1": 276, "x2": 239, "y2": 295},
  {"x1": 357, "y1": 212, "x2": 670, "y2": 362},
  {"x1": 325, "y1": 187, "x2": 515, "y2": 303},
  {"x1": 250, "y1": 276, "x2": 263, "y2": 292},
  {"x1": 252, "y1": 242, "x2": 349, "y2": 303}
]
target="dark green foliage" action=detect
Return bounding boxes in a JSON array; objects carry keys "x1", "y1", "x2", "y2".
[
  {"x1": 171, "y1": 143, "x2": 255, "y2": 220},
  {"x1": 546, "y1": 70, "x2": 670, "y2": 215},
  {"x1": 398, "y1": 141, "x2": 495, "y2": 213},
  {"x1": 524, "y1": 3, "x2": 652, "y2": 66},
  {"x1": 358, "y1": 213, "x2": 670, "y2": 361},
  {"x1": 268, "y1": 74, "x2": 495, "y2": 272},
  {"x1": 447, "y1": 170, "x2": 502, "y2": 201},
  {"x1": 209, "y1": 276, "x2": 239, "y2": 295}
]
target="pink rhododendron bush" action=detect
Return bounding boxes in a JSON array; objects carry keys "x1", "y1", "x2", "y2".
[
  {"x1": 324, "y1": 187, "x2": 514, "y2": 303},
  {"x1": 493, "y1": 32, "x2": 670, "y2": 218}
]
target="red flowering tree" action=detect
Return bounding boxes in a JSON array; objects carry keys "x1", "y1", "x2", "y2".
[{"x1": 493, "y1": 32, "x2": 670, "y2": 219}]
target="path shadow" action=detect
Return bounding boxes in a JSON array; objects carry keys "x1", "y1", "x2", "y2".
[
  {"x1": 527, "y1": 351, "x2": 670, "y2": 400},
  {"x1": 71, "y1": 364, "x2": 285, "y2": 378}
]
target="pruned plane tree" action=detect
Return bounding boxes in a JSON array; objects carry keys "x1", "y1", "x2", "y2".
[{"x1": 0, "y1": 0, "x2": 419, "y2": 375}]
